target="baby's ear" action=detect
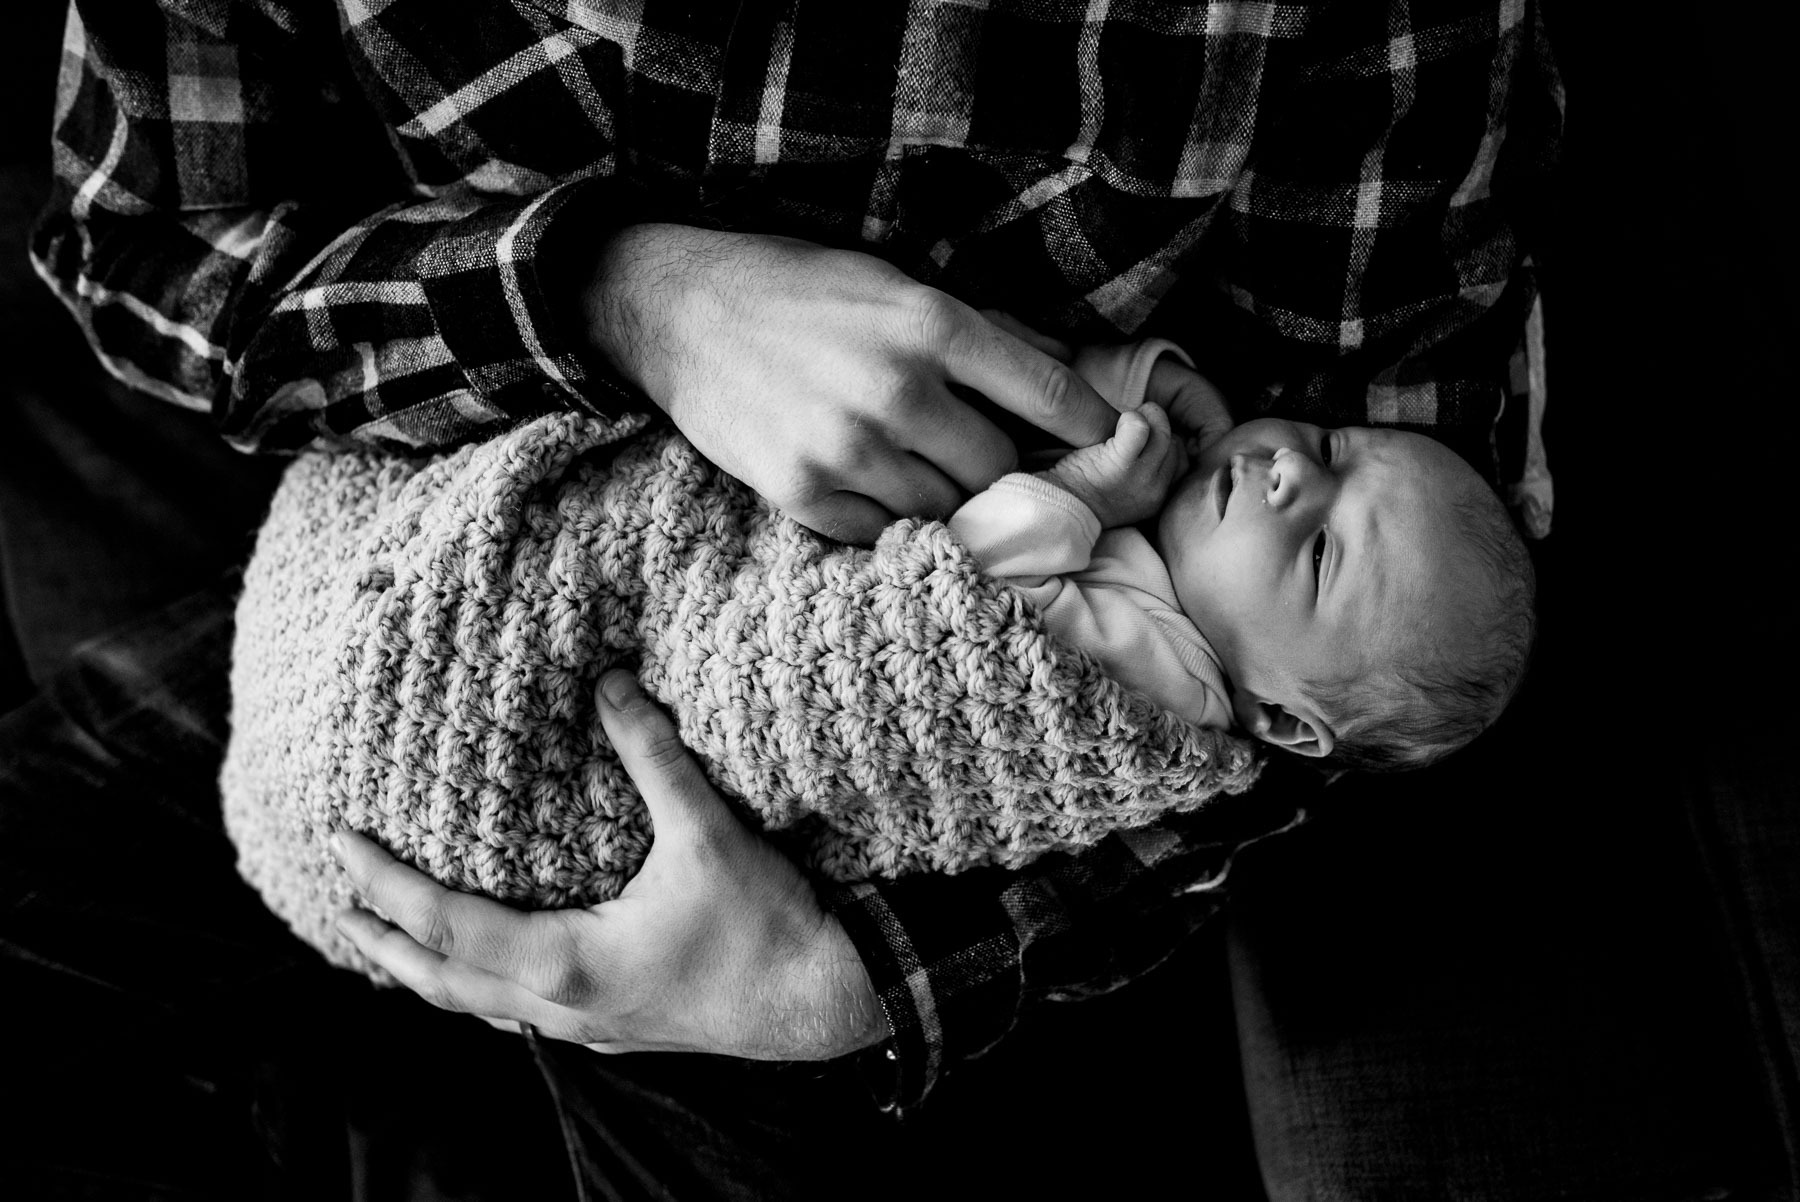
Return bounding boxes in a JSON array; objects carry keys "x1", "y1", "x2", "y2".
[{"x1": 1234, "y1": 696, "x2": 1335, "y2": 758}]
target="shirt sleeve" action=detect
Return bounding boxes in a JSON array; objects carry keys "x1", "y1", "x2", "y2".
[
  {"x1": 29, "y1": 1, "x2": 647, "y2": 454},
  {"x1": 824, "y1": 758, "x2": 1321, "y2": 1111},
  {"x1": 1178, "y1": 0, "x2": 1563, "y2": 471}
]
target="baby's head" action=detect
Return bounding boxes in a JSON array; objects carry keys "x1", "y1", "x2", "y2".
[{"x1": 1155, "y1": 418, "x2": 1534, "y2": 772}]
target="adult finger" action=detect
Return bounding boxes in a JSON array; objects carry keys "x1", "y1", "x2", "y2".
[
  {"x1": 332, "y1": 831, "x2": 539, "y2": 976},
  {"x1": 937, "y1": 303, "x2": 1113, "y2": 448},
  {"x1": 978, "y1": 309, "x2": 1072, "y2": 362},
  {"x1": 596, "y1": 670, "x2": 752, "y2": 844},
  {"x1": 856, "y1": 451, "x2": 967, "y2": 521},
  {"x1": 788, "y1": 492, "x2": 895, "y2": 546},
  {"x1": 336, "y1": 905, "x2": 548, "y2": 1023},
  {"x1": 902, "y1": 388, "x2": 1019, "y2": 495}
]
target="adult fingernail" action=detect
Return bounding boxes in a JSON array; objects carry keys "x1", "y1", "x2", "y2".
[{"x1": 598, "y1": 670, "x2": 635, "y2": 709}]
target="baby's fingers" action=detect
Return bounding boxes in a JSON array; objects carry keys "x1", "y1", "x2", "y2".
[
  {"x1": 1138, "y1": 402, "x2": 1172, "y2": 440},
  {"x1": 1110, "y1": 408, "x2": 1150, "y2": 460},
  {"x1": 1137, "y1": 404, "x2": 1175, "y2": 459}
]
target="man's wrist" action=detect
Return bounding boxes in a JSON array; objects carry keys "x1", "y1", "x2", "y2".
[
  {"x1": 578, "y1": 222, "x2": 709, "y2": 409},
  {"x1": 764, "y1": 911, "x2": 890, "y2": 1060}
]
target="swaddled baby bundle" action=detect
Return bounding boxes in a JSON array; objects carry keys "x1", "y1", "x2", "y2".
[{"x1": 221, "y1": 413, "x2": 1261, "y2": 975}]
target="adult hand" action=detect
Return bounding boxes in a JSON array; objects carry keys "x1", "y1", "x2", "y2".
[
  {"x1": 580, "y1": 225, "x2": 1116, "y2": 543},
  {"x1": 333, "y1": 670, "x2": 890, "y2": 1060}
]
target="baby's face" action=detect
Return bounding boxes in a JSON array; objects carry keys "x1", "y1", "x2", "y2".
[{"x1": 1156, "y1": 418, "x2": 1485, "y2": 729}]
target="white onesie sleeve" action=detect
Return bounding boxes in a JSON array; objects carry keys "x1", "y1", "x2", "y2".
[{"x1": 949, "y1": 473, "x2": 1233, "y2": 730}]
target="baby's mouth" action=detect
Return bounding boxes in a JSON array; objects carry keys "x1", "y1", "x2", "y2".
[{"x1": 1216, "y1": 462, "x2": 1234, "y2": 520}]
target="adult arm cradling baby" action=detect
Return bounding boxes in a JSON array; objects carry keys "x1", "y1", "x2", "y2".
[{"x1": 219, "y1": 343, "x2": 1262, "y2": 982}]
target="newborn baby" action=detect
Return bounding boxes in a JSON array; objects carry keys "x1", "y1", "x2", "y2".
[
  {"x1": 221, "y1": 338, "x2": 1532, "y2": 974},
  {"x1": 953, "y1": 340, "x2": 1534, "y2": 772}
]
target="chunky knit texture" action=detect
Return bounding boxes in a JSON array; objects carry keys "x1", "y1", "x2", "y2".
[{"x1": 222, "y1": 415, "x2": 1261, "y2": 975}]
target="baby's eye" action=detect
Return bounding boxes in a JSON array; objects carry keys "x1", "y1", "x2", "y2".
[
  {"x1": 1319, "y1": 432, "x2": 1334, "y2": 466},
  {"x1": 1312, "y1": 530, "x2": 1326, "y2": 585}
]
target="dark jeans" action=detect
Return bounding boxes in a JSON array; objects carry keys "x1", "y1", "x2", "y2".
[
  {"x1": 9, "y1": 485, "x2": 1794, "y2": 1202},
  {"x1": 2, "y1": 348, "x2": 1795, "y2": 1202},
  {"x1": 0, "y1": 578, "x2": 576, "y2": 1200},
  {"x1": 0, "y1": 247, "x2": 1263, "y2": 1199},
  {"x1": 0, "y1": 576, "x2": 1263, "y2": 1201}
]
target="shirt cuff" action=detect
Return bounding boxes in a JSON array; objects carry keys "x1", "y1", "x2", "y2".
[
  {"x1": 823, "y1": 871, "x2": 1025, "y2": 1113},
  {"x1": 421, "y1": 173, "x2": 649, "y2": 423}
]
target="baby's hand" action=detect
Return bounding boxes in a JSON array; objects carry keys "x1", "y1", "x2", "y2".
[
  {"x1": 1148, "y1": 356, "x2": 1234, "y2": 457},
  {"x1": 1043, "y1": 403, "x2": 1187, "y2": 529}
]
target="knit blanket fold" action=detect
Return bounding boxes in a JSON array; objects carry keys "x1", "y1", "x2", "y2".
[{"x1": 222, "y1": 414, "x2": 1261, "y2": 975}]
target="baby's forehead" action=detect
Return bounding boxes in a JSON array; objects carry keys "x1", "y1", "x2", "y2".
[
  {"x1": 1358, "y1": 427, "x2": 1471, "y2": 477},
  {"x1": 1380, "y1": 506, "x2": 1502, "y2": 658},
  {"x1": 1342, "y1": 452, "x2": 1491, "y2": 639},
  {"x1": 1356, "y1": 431, "x2": 1485, "y2": 528}
]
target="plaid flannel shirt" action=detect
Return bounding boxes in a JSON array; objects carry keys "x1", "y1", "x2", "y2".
[{"x1": 33, "y1": 0, "x2": 1560, "y2": 1108}]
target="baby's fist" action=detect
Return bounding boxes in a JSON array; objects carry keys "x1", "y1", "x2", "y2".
[
  {"x1": 1044, "y1": 403, "x2": 1186, "y2": 529},
  {"x1": 1148, "y1": 357, "x2": 1234, "y2": 456}
]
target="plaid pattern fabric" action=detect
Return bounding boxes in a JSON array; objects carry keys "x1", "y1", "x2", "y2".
[
  {"x1": 32, "y1": 0, "x2": 1561, "y2": 1108},
  {"x1": 33, "y1": 0, "x2": 1560, "y2": 465},
  {"x1": 828, "y1": 761, "x2": 1318, "y2": 1109}
]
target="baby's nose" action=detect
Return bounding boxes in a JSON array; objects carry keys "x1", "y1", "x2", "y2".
[
  {"x1": 1264, "y1": 447, "x2": 1315, "y2": 504},
  {"x1": 1230, "y1": 452, "x2": 1275, "y2": 498}
]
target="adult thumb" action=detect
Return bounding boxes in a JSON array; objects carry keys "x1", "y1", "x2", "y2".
[{"x1": 595, "y1": 670, "x2": 725, "y2": 844}]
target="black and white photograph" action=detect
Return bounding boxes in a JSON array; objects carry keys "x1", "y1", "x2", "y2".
[{"x1": 1, "y1": 1, "x2": 1793, "y2": 1198}]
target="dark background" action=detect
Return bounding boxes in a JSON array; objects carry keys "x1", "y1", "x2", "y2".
[{"x1": 1, "y1": 2, "x2": 1794, "y2": 1198}]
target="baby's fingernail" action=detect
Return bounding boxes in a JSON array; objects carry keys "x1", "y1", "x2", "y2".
[{"x1": 329, "y1": 833, "x2": 346, "y2": 861}]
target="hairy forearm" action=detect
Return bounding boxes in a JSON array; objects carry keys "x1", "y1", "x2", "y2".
[{"x1": 579, "y1": 223, "x2": 702, "y2": 403}]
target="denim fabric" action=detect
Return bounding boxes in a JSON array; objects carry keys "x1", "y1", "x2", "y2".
[
  {"x1": 1686, "y1": 723, "x2": 1800, "y2": 1199},
  {"x1": 529, "y1": 1043, "x2": 900, "y2": 1202},
  {"x1": 526, "y1": 913, "x2": 1267, "y2": 1202},
  {"x1": 0, "y1": 580, "x2": 580, "y2": 1201},
  {"x1": 0, "y1": 574, "x2": 1264, "y2": 1201},
  {"x1": 0, "y1": 580, "x2": 330, "y2": 1196}
]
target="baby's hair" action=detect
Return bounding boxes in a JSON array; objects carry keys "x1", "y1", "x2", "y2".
[{"x1": 1306, "y1": 485, "x2": 1536, "y2": 773}]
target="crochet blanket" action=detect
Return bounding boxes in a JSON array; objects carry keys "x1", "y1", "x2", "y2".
[{"x1": 221, "y1": 414, "x2": 1261, "y2": 974}]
